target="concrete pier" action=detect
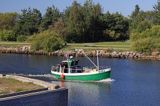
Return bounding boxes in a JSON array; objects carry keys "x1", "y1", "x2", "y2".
[
  {"x1": 0, "y1": 74, "x2": 68, "y2": 106},
  {"x1": 1, "y1": 74, "x2": 59, "y2": 90},
  {"x1": 0, "y1": 88, "x2": 68, "y2": 106}
]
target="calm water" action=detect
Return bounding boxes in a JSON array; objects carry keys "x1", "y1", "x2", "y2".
[{"x1": 0, "y1": 54, "x2": 160, "y2": 106}]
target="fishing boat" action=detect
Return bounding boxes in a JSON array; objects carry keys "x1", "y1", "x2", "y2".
[{"x1": 51, "y1": 51, "x2": 111, "y2": 82}]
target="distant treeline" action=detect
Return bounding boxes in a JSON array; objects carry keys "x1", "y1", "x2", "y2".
[
  {"x1": 0, "y1": 0, "x2": 160, "y2": 52},
  {"x1": 0, "y1": 0, "x2": 129, "y2": 42}
]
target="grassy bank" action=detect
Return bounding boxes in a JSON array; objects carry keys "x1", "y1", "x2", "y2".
[
  {"x1": 0, "y1": 41, "x2": 30, "y2": 47},
  {"x1": 0, "y1": 41, "x2": 131, "y2": 51},
  {"x1": 0, "y1": 78, "x2": 43, "y2": 95},
  {"x1": 64, "y1": 41, "x2": 131, "y2": 51}
]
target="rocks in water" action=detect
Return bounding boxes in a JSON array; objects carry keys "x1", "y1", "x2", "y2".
[{"x1": 151, "y1": 51, "x2": 159, "y2": 56}]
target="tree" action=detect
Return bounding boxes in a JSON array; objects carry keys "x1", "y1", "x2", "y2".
[
  {"x1": 64, "y1": 0, "x2": 104, "y2": 42},
  {"x1": 50, "y1": 18, "x2": 67, "y2": 38},
  {"x1": 65, "y1": 1, "x2": 86, "y2": 42},
  {"x1": 130, "y1": 5, "x2": 142, "y2": 30},
  {"x1": 14, "y1": 8, "x2": 42, "y2": 36},
  {"x1": 40, "y1": 6, "x2": 61, "y2": 31},
  {"x1": 130, "y1": 4, "x2": 154, "y2": 33},
  {"x1": 0, "y1": 13, "x2": 17, "y2": 30},
  {"x1": 102, "y1": 12, "x2": 129, "y2": 40},
  {"x1": 153, "y1": 0, "x2": 160, "y2": 24},
  {"x1": 131, "y1": 5, "x2": 140, "y2": 18},
  {"x1": 0, "y1": 13, "x2": 17, "y2": 41},
  {"x1": 81, "y1": 0, "x2": 103, "y2": 42}
]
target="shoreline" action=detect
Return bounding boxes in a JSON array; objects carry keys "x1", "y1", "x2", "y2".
[{"x1": 0, "y1": 46, "x2": 160, "y2": 60}]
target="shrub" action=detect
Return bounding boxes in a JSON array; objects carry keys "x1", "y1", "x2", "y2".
[
  {"x1": 132, "y1": 37, "x2": 155, "y2": 53},
  {"x1": 30, "y1": 30, "x2": 65, "y2": 52},
  {"x1": 0, "y1": 30, "x2": 16, "y2": 41},
  {"x1": 131, "y1": 25, "x2": 160, "y2": 53},
  {"x1": 16, "y1": 36, "x2": 27, "y2": 42}
]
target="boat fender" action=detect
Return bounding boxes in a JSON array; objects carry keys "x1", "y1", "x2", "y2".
[{"x1": 61, "y1": 73, "x2": 65, "y2": 79}]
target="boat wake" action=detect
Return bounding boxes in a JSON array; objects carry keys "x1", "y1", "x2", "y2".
[{"x1": 96, "y1": 78, "x2": 115, "y2": 83}]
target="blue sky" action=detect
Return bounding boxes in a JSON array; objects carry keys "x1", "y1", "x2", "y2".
[{"x1": 0, "y1": 0, "x2": 157, "y2": 16}]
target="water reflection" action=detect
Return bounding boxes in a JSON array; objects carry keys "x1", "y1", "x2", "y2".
[{"x1": 53, "y1": 81, "x2": 111, "y2": 106}]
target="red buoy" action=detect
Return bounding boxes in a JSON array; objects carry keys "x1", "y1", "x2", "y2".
[{"x1": 61, "y1": 73, "x2": 65, "y2": 79}]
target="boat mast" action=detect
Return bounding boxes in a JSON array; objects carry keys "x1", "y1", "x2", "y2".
[
  {"x1": 97, "y1": 50, "x2": 99, "y2": 71},
  {"x1": 67, "y1": 58, "x2": 71, "y2": 73},
  {"x1": 65, "y1": 54, "x2": 71, "y2": 73}
]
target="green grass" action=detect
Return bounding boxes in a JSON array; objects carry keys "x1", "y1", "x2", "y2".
[
  {"x1": 63, "y1": 41, "x2": 131, "y2": 51},
  {"x1": 0, "y1": 78, "x2": 43, "y2": 95},
  {"x1": 0, "y1": 41, "x2": 131, "y2": 51},
  {"x1": 0, "y1": 41, "x2": 30, "y2": 45},
  {"x1": 0, "y1": 41, "x2": 30, "y2": 47}
]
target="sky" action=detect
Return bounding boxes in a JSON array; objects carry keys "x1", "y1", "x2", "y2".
[{"x1": 0, "y1": 0, "x2": 157, "y2": 16}]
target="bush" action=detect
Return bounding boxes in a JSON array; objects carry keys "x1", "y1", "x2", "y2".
[
  {"x1": 131, "y1": 25, "x2": 160, "y2": 53},
  {"x1": 16, "y1": 36, "x2": 27, "y2": 42},
  {"x1": 132, "y1": 37, "x2": 155, "y2": 53},
  {"x1": 30, "y1": 30, "x2": 65, "y2": 52},
  {"x1": 43, "y1": 36, "x2": 64, "y2": 51},
  {"x1": 0, "y1": 30, "x2": 16, "y2": 41}
]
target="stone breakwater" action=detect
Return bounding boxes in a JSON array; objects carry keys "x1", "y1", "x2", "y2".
[{"x1": 0, "y1": 46, "x2": 160, "y2": 60}]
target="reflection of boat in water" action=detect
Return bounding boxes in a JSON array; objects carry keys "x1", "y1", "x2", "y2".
[
  {"x1": 50, "y1": 80, "x2": 111, "y2": 105},
  {"x1": 51, "y1": 51, "x2": 111, "y2": 82}
]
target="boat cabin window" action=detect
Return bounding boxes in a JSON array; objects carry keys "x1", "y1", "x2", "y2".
[
  {"x1": 61, "y1": 63, "x2": 68, "y2": 73},
  {"x1": 71, "y1": 60, "x2": 79, "y2": 66},
  {"x1": 63, "y1": 66, "x2": 83, "y2": 73},
  {"x1": 70, "y1": 66, "x2": 83, "y2": 73},
  {"x1": 64, "y1": 66, "x2": 68, "y2": 73},
  {"x1": 60, "y1": 60, "x2": 81, "y2": 73}
]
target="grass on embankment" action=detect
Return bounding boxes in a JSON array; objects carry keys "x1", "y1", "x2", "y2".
[
  {"x1": 63, "y1": 41, "x2": 131, "y2": 51},
  {"x1": 0, "y1": 78, "x2": 43, "y2": 95},
  {"x1": 0, "y1": 41, "x2": 131, "y2": 51},
  {"x1": 0, "y1": 41, "x2": 30, "y2": 47}
]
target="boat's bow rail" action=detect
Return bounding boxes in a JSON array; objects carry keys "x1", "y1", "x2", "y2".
[
  {"x1": 99, "y1": 68, "x2": 111, "y2": 72},
  {"x1": 98, "y1": 66, "x2": 111, "y2": 70}
]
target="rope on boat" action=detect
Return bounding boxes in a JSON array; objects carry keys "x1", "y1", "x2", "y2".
[{"x1": 81, "y1": 51, "x2": 98, "y2": 69}]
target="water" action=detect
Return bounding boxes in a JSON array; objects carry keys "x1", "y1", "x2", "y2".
[{"x1": 0, "y1": 54, "x2": 160, "y2": 106}]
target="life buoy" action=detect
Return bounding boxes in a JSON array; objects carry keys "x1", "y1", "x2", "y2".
[{"x1": 61, "y1": 73, "x2": 65, "y2": 79}]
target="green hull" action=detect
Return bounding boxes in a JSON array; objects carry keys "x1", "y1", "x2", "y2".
[{"x1": 51, "y1": 70, "x2": 111, "y2": 81}]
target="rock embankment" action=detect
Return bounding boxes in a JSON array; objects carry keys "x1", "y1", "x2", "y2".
[{"x1": 0, "y1": 46, "x2": 160, "y2": 60}]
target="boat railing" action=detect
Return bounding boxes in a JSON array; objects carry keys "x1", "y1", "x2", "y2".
[
  {"x1": 98, "y1": 66, "x2": 111, "y2": 70},
  {"x1": 51, "y1": 65, "x2": 110, "y2": 72},
  {"x1": 64, "y1": 68, "x2": 82, "y2": 71}
]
